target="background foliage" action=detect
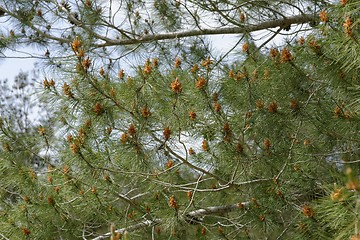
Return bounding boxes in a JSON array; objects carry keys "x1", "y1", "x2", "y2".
[{"x1": 0, "y1": 0, "x2": 359, "y2": 239}]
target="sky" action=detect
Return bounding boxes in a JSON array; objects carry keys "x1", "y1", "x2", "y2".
[{"x1": 0, "y1": 55, "x2": 37, "y2": 81}]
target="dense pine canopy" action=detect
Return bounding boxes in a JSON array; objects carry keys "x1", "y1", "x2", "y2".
[{"x1": 0, "y1": 0, "x2": 359, "y2": 239}]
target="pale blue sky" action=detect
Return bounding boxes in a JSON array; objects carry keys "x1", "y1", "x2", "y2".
[{"x1": 0, "y1": 56, "x2": 36, "y2": 81}]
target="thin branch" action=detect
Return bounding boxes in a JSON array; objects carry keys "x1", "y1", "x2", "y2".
[
  {"x1": 91, "y1": 202, "x2": 250, "y2": 240},
  {"x1": 276, "y1": 81, "x2": 320, "y2": 180},
  {"x1": 232, "y1": 178, "x2": 273, "y2": 187},
  {"x1": 91, "y1": 219, "x2": 162, "y2": 240},
  {"x1": 185, "y1": 202, "x2": 250, "y2": 219},
  {"x1": 0, "y1": 233, "x2": 10, "y2": 240}
]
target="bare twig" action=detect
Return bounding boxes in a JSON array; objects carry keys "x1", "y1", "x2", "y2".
[{"x1": 91, "y1": 202, "x2": 250, "y2": 240}]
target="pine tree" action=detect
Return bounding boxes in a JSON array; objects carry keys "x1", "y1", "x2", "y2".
[{"x1": 0, "y1": 0, "x2": 359, "y2": 239}]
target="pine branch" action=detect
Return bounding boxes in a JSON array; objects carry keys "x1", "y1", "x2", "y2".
[
  {"x1": 0, "y1": 3, "x2": 315, "y2": 49},
  {"x1": 91, "y1": 202, "x2": 250, "y2": 240},
  {"x1": 97, "y1": 14, "x2": 315, "y2": 47},
  {"x1": 0, "y1": 5, "x2": 70, "y2": 45}
]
